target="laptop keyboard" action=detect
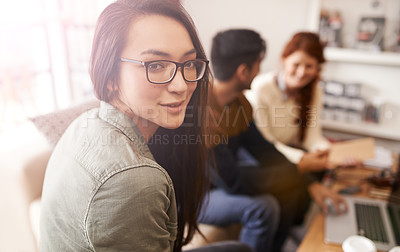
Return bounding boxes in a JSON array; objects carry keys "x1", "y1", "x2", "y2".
[{"x1": 355, "y1": 203, "x2": 389, "y2": 243}]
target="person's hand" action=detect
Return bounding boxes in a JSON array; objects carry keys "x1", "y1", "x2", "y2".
[
  {"x1": 308, "y1": 182, "x2": 348, "y2": 216},
  {"x1": 297, "y1": 150, "x2": 332, "y2": 173},
  {"x1": 328, "y1": 156, "x2": 362, "y2": 169},
  {"x1": 340, "y1": 156, "x2": 362, "y2": 168}
]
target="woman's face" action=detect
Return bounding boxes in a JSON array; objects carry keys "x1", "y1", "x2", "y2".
[
  {"x1": 117, "y1": 14, "x2": 198, "y2": 136},
  {"x1": 282, "y1": 50, "x2": 319, "y2": 90}
]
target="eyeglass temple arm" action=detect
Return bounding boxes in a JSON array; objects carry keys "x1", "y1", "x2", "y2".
[{"x1": 120, "y1": 58, "x2": 144, "y2": 66}]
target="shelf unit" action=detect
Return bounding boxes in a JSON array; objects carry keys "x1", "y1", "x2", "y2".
[{"x1": 309, "y1": 0, "x2": 400, "y2": 143}]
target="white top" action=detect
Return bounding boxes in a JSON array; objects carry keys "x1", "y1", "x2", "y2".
[{"x1": 245, "y1": 71, "x2": 330, "y2": 164}]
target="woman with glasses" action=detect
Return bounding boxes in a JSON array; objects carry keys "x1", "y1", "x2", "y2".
[{"x1": 39, "y1": 1, "x2": 251, "y2": 251}]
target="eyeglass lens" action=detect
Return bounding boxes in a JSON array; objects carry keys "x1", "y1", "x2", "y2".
[{"x1": 147, "y1": 60, "x2": 206, "y2": 83}]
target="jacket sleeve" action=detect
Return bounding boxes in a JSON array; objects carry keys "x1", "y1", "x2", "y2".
[
  {"x1": 86, "y1": 166, "x2": 177, "y2": 252},
  {"x1": 240, "y1": 122, "x2": 317, "y2": 194}
]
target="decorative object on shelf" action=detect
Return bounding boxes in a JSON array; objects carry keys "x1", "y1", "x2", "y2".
[
  {"x1": 319, "y1": 9, "x2": 330, "y2": 46},
  {"x1": 371, "y1": 0, "x2": 381, "y2": 9},
  {"x1": 357, "y1": 16, "x2": 385, "y2": 51},
  {"x1": 318, "y1": 9, "x2": 343, "y2": 48},
  {"x1": 364, "y1": 102, "x2": 380, "y2": 123},
  {"x1": 321, "y1": 80, "x2": 367, "y2": 123},
  {"x1": 397, "y1": 26, "x2": 400, "y2": 52},
  {"x1": 345, "y1": 83, "x2": 365, "y2": 122},
  {"x1": 328, "y1": 10, "x2": 343, "y2": 47},
  {"x1": 379, "y1": 102, "x2": 400, "y2": 128}
]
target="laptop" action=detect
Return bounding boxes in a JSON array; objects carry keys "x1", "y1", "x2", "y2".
[{"x1": 325, "y1": 156, "x2": 400, "y2": 251}]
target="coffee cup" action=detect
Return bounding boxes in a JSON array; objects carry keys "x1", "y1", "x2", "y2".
[
  {"x1": 389, "y1": 246, "x2": 400, "y2": 252},
  {"x1": 342, "y1": 235, "x2": 376, "y2": 252}
]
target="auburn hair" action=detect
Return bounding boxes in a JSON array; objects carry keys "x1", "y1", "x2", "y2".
[{"x1": 281, "y1": 32, "x2": 325, "y2": 143}]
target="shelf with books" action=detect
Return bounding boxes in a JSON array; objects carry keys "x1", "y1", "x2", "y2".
[
  {"x1": 321, "y1": 119, "x2": 400, "y2": 141},
  {"x1": 324, "y1": 47, "x2": 400, "y2": 66}
]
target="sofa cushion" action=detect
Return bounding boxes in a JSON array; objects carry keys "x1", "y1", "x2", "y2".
[{"x1": 29, "y1": 99, "x2": 99, "y2": 147}]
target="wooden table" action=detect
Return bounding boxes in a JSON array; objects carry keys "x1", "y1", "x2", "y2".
[{"x1": 297, "y1": 160, "x2": 398, "y2": 252}]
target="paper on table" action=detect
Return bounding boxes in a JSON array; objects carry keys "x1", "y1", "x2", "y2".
[
  {"x1": 363, "y1": 146, "x2": 393, "y2": 170},
  {"x1": 328, "y1": 137, "x2": 375, "y2": 164}
]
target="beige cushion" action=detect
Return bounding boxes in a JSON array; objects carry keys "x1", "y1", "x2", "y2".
[{"x1": 30, "y1": 99, "x2": 99, "y2": 147}]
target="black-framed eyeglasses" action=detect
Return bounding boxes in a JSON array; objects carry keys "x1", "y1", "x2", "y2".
[{"x1": 120, "y1": 57, "x2": 209, "y2": 84}]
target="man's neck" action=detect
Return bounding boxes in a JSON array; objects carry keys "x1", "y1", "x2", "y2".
[{"x1": 213, "y1": 79, "x2": 242, "y2": 107}]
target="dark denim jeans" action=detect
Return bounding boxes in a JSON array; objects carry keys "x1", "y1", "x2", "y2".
[
  {"x1": 185, "y1": 241, "x2": 253, "y2": 252},
  {"x1": 198, "y1": 188, "x2": 279, "y2": 252}
]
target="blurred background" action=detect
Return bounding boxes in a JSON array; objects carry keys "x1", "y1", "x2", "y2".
[{"x1": 0, "y1": 0, "x2": 111, "y2": 134}]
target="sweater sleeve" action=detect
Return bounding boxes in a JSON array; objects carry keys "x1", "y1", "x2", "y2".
[
  {"x1": 274, "y1": 141, "x2": 305, "y2": 164},
  {"x1": 86, "y1": 166, "x2": 177, "y2": 252}
]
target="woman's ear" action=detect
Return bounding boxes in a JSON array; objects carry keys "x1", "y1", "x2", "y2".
[
  {"x1": 106, "y1": 81, "x2": 115, "y2": 92},
  {"x1": 106, "y1": 81, "x2": 119, "y2": 100},
  {"x1": 235, "y1": 63, "x2": 250, "y2": 82}
]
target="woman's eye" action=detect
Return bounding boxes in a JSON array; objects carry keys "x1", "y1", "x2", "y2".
[
  {"x1": 184, "y1": 61, "x2": 196, "y2": 69},
  {"x1": 148, "y1": 62, "x2": 166, "y2": 72}
]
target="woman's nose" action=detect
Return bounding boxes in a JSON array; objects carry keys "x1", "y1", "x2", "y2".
[
  {"x1": 167, "y1": 68, "x2": 188, "y2": 93},
  {"x1": 296, "y1": 65, "x2": 306, "y2": 77}
]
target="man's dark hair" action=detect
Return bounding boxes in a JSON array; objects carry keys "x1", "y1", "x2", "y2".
[{"x1": 211, "y1": 29, "x2": 266, "y2": 81}]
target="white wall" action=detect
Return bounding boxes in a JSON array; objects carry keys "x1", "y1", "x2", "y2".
[{"x1": 183, "y1": 0, "x2": 315, "y2": 73}]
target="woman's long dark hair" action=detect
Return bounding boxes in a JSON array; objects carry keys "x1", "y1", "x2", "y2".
[
  {"x1": 281, "y1": 32, "x2": 325, "y2": 143},
  {"x1": 90, "y1": 0, "x2": 211, "y2": 251}
]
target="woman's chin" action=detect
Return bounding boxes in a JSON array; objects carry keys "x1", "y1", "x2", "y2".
[
  {"x1": 288, "y1": 81, "x2": 308, "y2": 90},
  {"x1": 160, "y1": 119, "x2": 185, "y2": 129},
  {"x1": 159, "y1": 111, "x2": 188, "y2": 129}
]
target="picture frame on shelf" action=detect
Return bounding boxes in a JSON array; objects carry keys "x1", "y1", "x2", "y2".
[{"x1": 356, "y1": 16, "x2": 385, "y2": 51}]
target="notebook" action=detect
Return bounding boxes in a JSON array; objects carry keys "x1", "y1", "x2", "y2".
[{"x1": 324, "y1": 155, "x2": 400, "y2": 251}]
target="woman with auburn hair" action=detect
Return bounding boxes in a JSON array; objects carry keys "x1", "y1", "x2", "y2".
[
  {"x1": 247, "y1": 31, "x2": 357, "y2": 173},
  {"x1": 246, "y1": 31, "x2": 357, "y2": 216},
  {"x1": 39, "y1": 0, "x2": 251, "y2": 251}
]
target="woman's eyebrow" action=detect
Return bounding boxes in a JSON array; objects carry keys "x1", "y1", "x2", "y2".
[
  {"x1": 184, "y1": 48, "x2": 197, "y2": 56},
  {"x1": 140, "y1": 49, "x2": 170, "y2": 57},
  {"x1": 140, "y1": 48, "x2": 197, "y2": 57}
]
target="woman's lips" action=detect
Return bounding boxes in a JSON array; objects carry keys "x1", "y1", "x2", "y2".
[{"x1": 160, "y1": 101, "x2": 185, "y2": 113}]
